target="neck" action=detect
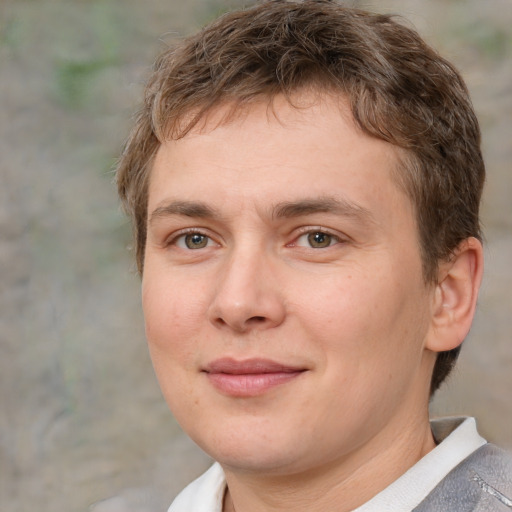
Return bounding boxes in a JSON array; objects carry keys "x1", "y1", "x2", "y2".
[{"x1": 222, "y1": 413, "x2": 436, "y2": 512}]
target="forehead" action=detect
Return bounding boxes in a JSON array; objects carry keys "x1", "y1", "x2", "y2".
[{"x1": 148, "y1": 93, "x2": 413, "y2": 225}]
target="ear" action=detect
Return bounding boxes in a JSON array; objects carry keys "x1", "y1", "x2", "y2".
[{"x1": 426, "y1": 237, "x2": 484, "y2": 353}]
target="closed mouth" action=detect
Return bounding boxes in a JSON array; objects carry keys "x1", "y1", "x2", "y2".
[{"x1": 202, "y1": 358, "x2": 307, "y2": 396}]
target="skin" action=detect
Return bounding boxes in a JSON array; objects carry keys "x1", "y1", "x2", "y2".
[{"x1": 142, "y1": 93, "x2": 483, "y2": 512}]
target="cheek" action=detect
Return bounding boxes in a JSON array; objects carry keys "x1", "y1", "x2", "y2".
[
  {"x1": 142, "y1": 276, "x2": 207, "y2": 413},
  {"x1": 292, "y1": 265, "x2": 427, "y2": 365},
  {"x1": 142, "y1": 272, "x2": 208, "y2": 362},
  {"x1": 293, "y1": 267, "x2": 383, "y2": 332}
]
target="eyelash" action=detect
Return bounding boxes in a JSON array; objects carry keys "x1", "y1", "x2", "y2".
[
  {"x1": 290, "y1": 227, "x2": 345, "y2": 249},
  {"x1": 166, "y1": 229, "x2": 219, "y2": 250},
  {"x1": 166, "y1": 227, "x2": 345, "y2": 251}
]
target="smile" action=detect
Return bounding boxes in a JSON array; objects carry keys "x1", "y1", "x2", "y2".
[{"x1": 202, "y1": 358, "x2": 307, "y2": 397}]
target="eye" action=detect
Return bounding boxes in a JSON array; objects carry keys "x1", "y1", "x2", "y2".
[
  {"x1": 296, "y1": 231, "x2": 339, "y2": 248},
  {"x1": 175, "y1": 232, "x2": 212, "y2": 250}
]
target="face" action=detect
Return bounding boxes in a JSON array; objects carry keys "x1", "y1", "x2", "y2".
[{"x1": 142, "y1": 94, "x2": 437, "y2": 476}]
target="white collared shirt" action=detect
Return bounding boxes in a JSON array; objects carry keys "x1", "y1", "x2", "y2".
[{"x1": 168, "y1": 417, "x2": 487, "y2": 512}]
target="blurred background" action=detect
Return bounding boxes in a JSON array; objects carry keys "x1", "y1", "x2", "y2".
[{"x1": 0, "y1": 0, "x2": 510, "y2": 511}]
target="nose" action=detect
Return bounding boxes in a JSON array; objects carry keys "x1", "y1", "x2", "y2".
[{"x1": 207, "y1": 248, "x2": 286, "y2": 333}]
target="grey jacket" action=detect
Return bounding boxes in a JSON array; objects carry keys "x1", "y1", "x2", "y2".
[{"x1": 414, "y1": 444, "x2": 512, "y2": 511}]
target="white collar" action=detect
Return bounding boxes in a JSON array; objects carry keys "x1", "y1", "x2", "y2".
[
  {"x1": 168, "y1": 417, "x2": 486, "y2": 512},
  {"x1": 168, "y1": 462, "x2": 225, "y2": 512},
  {"x1": 352, "y1": 416, "x2": 486, "y2": 511}
]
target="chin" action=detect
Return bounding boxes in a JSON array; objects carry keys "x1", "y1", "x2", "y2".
[
  {"x1": 214, "y1": 446, "x2": 306, "y2": 475},
  {"x1": 188, "y1": 418, "x2": 307, "y2": 474}
]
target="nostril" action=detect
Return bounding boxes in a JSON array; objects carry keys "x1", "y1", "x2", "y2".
[
  {"x1": 249, "y1": 316, "x2": 266, "y2": 323},
  {"x1": 214, "y1": 317, "x2": 227, "y2": 327}
]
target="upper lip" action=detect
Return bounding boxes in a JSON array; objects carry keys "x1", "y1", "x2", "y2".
[{"x1": 203, "y1": 358, "x2": 305, "y2": 375}]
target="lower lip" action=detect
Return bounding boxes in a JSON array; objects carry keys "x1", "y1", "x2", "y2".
[{"x1": 205, "y1": 371, "x2": 304, "y2": 397}]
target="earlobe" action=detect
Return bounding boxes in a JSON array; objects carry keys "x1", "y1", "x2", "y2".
[{"x1": 426, "y1": 237, "x2": 484, "y2": 353}]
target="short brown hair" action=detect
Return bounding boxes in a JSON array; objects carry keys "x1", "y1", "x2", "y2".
[{"x1": 116, "y1": 0, "x2": 485, "y2": 395}]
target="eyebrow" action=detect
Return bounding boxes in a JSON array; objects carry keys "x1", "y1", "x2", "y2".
[
  {"x1": 149, "y1": 200, "x2": 219, "y2": 224},
  {"x1": 149, "y1": 196, "x2": 375, "y2": 225},
  {"x1": 272, "y1": 197, "x2": 375, "y2": 224}
]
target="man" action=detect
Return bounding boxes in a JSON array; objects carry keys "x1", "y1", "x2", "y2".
[{"x1": 116, "y1": 1, "x2": 512, "y2": 510}]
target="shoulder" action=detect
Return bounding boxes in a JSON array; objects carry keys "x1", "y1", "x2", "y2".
[
  {"x1": 469, "y1": 444, "x2": 512, "y2": 487},
  {"x1": 414, "y1": 443, "x2": 512, "y2": 512}
]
